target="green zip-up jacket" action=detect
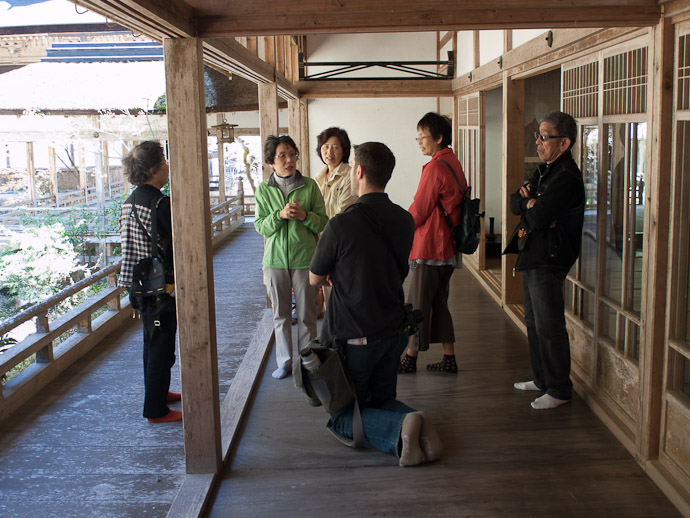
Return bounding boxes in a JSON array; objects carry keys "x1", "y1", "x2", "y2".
[{"x1": 254, "y1": 170, "x2": 328, "y2": 269}]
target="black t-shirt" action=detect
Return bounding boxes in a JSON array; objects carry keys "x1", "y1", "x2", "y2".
[{"x1": 309, "y1": 193, "x2": 415, "y2": 347}]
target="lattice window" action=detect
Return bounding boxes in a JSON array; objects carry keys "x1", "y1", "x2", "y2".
[
  {"x1": 458, "y1": 96, "x2": 479, "y2": 126},
  {"x1": 603, "y1": 47, "x2": 648, "y2": 115},
  {"x1": 678, "y1": 35, "x2": 690, "y2": 111},
  {"x1": 563, "y1": 61, "x2": 599, "y2": 119}
]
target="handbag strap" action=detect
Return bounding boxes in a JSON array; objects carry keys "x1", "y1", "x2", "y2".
[
  {"x1": 436, "y1": 158, "x2": 469, "y2": 230},
  {"x1": 131, "y1": 190, "x2": 164, "y2": 259}
]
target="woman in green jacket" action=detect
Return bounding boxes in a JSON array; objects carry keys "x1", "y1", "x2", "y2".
[{"x1": 255, "y1": 135, "x2": 328, "y2": 379}]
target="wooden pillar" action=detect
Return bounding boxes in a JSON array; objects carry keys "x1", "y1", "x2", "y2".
[
  {"x1": 259, "y1": 82, "x2": 279, "y2": 180},
  {"x1": 94, "y1": 139, "x2": 106, "y2": 262},
  {"x1": 276, "y1": 36, "x2": 285, "y2": 76},
  {"x1": 638, "y1": 17, "x2": 673, "y2": 461},
  {"x1": 26, "y1": 142, "x2": 36, "y2": 207},
  {"x1": 163, "y1": 36, "x2": 222, "y2": 475},
  {"x1": 473, "y1": 30, "x2": 480, "y2": 70},
  {"x1": 504, "y1": 30, "x2": 513, "y2": 54},
  {"x1": 264, "y1": 36, "x2": 276, "y2": 67},
  {"x1": 78, "y1": 142, "x2": 87, "y2": 198},
  {"x1": 288, "y1": 98, "x2": 303, "y2": 172},
  {"x1": 102, "y1": 141, "x2": 110, "y2": 200},
  {"x1": 48, "y1": 144, "x2": 58, "y2": 206},
  {"x1": 300, "y1": 100, "x2": 310, "y2": 176},
  {"x1": 501, "y1": 72, "x2": 524, "y2": 306}
]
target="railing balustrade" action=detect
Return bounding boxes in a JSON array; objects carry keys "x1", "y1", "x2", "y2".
[{"x1": 0, "y1": 194, "x2": 245, "y2": 424}]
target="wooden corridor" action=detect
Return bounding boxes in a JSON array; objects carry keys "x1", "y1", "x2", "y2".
[
  {"x1": 0, "y1": 223, "x2": 682, "y2": 517},
  {"x1": 205, "y1": 267, "x2": 681, "y2": 518}
]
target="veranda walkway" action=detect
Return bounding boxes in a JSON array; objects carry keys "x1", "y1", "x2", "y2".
[
  {"x1": 0, "y1": 223, "x2": 682, "y2": 518},
  {"x1": 0, "y1": 223, "x2": 267, "y2": 518},
  {"x1": 205, "y1": 267, "x2": 682, "y2": 518}
]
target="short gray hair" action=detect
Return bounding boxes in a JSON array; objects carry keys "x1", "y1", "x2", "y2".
[{"x1": 540, "y1": 111, "x2": 577, "y2": 149}]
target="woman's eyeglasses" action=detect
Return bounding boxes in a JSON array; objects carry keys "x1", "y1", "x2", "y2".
[{"x1": 275, "y1": 151, "x2": 298, "y2": 161}]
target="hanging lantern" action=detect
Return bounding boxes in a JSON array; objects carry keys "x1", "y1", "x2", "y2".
[{"x1": 211, "y1": 120, "x2": 237, "y2": 144}]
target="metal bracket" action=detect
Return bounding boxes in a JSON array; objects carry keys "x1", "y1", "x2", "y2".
[
  {"x1": 299, "y1": 51, "x2": 454, "y2": 81},
  {"x1": 546, "y1": 31, "x2": 554, "y2": 48}
]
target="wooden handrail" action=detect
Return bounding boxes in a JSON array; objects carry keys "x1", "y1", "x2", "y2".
[
  {"x1": 0, "y1": 262, "x2": 121, "y2": 337},
  {"x1": 0, "y1": 193, "x2": 246, "y2": 423}
]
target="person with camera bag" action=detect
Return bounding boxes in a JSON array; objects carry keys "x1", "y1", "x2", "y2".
[
  {"x1": 118, "y1": 141, "x2": 181, "y2": 423},
  {"x1": 309, "y1": 142, "x2": 442, "y2": 466},
  {"x1": 398, "y1": 112, "x2": 467, "y2": 375}
]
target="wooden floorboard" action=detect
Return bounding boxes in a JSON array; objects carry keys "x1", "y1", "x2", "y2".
[{"x1": 205, "y1": 268, "x2": 682, "y2": 518}]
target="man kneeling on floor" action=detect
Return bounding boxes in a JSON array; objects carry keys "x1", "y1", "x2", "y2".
[{"x1": 309, "y1": 142, "x2": 442, "y2": 466}]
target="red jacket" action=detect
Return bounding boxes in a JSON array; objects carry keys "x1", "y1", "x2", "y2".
[{"x1": 408, "y1": 148, "x2": 467, "y2": 261}]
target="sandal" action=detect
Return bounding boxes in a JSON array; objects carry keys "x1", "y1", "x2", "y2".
[
  {"x1": 398, "y1": 354, "x2": 417, "y2": 374},
  {"x1": 427, "y1": 355, "x2": 458, "y2": 373}
]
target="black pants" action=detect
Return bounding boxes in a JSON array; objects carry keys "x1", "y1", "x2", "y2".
[
  {"x1": 141, "y1": 296, "x2": 177, "y2": 419},
  {"x1": 521, "y1": 268, "x2": 573, "y2": 400}
]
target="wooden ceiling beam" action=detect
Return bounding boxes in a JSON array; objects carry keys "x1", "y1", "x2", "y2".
[
  {"x1": 297, "y1": 79, "x2": 452, "y2": 98},
  {"x1": 69, "y1": 0, "x2": 195, "y2": 39},
  {"x1": 197, "y1": 6, "x2": 661, "y2": 37},
  {"x1": 204, "y1": 38, "x2": 298, "y2": 99}
]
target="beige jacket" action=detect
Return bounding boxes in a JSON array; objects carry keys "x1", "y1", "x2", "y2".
[{"x1": 314, "y1": 162, "x2": 358, "y2": 219}]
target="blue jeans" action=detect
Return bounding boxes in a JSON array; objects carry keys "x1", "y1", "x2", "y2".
[
  {"x1": 330, "y1": 333, "x2": 415, "y2": 457},
  {"x1": 521, "y1": 268, "x2": 573, "y2": 400}
]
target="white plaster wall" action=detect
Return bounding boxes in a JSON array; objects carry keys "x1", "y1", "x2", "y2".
[
  {"x1": 479, "y1": 30, "x2": 503, "y2": 66},
  {"x1": 456, "y1": 31, "x2": 474, "y2": 77},
  {"x1": 512, "y1": 29, "x2": 547, "y2": 48},
  {"x1": 307, "y1": 97, "x2": 437, "y2": 209},
  {"x1": 307, "y1": 32, "x2": 436, "y2": 62},
  {"x1": 305, "y1": 32, "x2": 440, "y2": 208}
]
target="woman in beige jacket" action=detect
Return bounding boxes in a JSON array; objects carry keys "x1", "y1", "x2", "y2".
[{"x1": 314, "y1": 127, "x2": 358, "y2": 315}]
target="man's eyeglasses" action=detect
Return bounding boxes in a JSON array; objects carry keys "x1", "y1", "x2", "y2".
[{"x1": 534, "y1": 132, "x2": 566, "y2": 142}]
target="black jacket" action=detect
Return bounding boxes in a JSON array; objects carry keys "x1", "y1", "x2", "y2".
[{"x1": 503, "y1": 150, "x2": 585, "y2": 272}]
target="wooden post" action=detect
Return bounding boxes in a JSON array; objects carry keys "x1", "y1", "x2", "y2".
[
  {"x1": 35, "y1": 312, "x2": 53, "y2": 363},
  {"x1": 501, "y1": 72, "x2": 524, "y2": 306},
  {"x1": 102, "y1": 141, "x2": 110, "y2": 200},
  {"x1": 638, "y1": 17, "x2": 673, "y2": 461},
  {"x1": 95, "y1": 138, "x2": 106, "y2": 263},
  {"x1": 26, "y1": 142, "x2": 36, "y2": 207},
  {"x1": 300, "y1": 100, "x2": 310, "y2": 176},
  {"x1": 78, "y1": 142, "x2": 87, "y2": 199},
  {"x1": 48, "y1": 144, "x2": 58, "y2": 205},
  {"x1": 164, "y1": 36, "x2": 222, "y2": 475},
  {"x1": 259, "y1": 82, "x2": 279, "y2": 180},
  {"x1": 276, "y1": 35, "x2": 285, "y2": 76},
  {"x1": 264, "y1": 36, "x2": 275, "y2": 67},
  {"x1": 288, "y1": 99, "x2": 302, "y2": 171}
]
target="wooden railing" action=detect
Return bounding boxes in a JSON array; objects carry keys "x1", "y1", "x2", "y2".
[
  {"x1": 0, "y1": 262, "x2": 130, "y2": 423},
  {"x1": 210, "y1": 195, "x2": 245, "y2": 241},
  {"x1": 0, "y1": 195, "x2": 245, "y2": 424}
]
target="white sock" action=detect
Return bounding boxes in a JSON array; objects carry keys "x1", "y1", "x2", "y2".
[
  {"x1": 531, "y1": 393, "x2": 569, "y2": 410},
  {"x1": 272, "y1": 366, "x2": 290, "y2": 379},
  {"x1": 514, "y1": 380, "x2": 540, "y2": 391}
]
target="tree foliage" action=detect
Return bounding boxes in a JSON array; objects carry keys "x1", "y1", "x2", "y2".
[{"x1": 0, "y1": 223, "x2": 89, "y2": 311}]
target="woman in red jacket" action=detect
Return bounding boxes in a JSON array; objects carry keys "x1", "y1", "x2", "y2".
[{"x1": 399, "y1": 112, "x2": 467, "y2": 374}]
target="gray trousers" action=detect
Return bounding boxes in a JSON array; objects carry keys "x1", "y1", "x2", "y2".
[{"x1": 263, "y1": 268, "x2": 317, "y2": 369}]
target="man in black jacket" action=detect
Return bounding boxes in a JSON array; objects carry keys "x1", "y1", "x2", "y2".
[{"x1": 504, "y1": 111, "x2": 585, "y2": 410}]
